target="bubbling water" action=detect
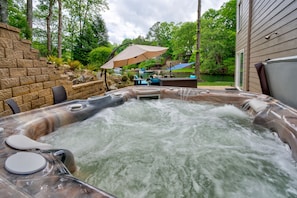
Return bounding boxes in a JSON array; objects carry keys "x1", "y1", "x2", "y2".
[{"x1": 41, "y1": 99, "x2": 297, "y2": 198}]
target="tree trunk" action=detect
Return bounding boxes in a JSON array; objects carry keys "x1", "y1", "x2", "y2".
[
  {"x1": 57, "y1": 0, "x2": 62, "y2": 58},
  {"x1": 195, "y1": 0, "x2": 201, "y2": 80},
  {"x1": 27, "y1": 0, "x2": 33, "y2": 39},
  {"x1": 46, "y1": 0, "x2": 55, "y2": 55},
  {"x1": 78, "y1": 0, "x2": 82, "y2": 36},
  {"x1": 0, "y1": 0, "x2": 8, "y2": 23}
]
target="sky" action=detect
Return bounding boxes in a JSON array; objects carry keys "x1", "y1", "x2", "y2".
[{"x1": 102, "y1": 0, "x2": 229, "y2": 44}]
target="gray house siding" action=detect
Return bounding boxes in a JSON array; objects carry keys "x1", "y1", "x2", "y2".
[{"x1": 236, "y1": 0, "x2": 297, "y2": 93}]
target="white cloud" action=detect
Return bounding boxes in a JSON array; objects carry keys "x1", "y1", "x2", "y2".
[{"x1": 102, "y1": 0, "x2": 228, "y2": 44}]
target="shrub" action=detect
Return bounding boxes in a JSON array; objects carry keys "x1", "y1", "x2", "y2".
[
  {"x1": 88, "y1": 46, "x2": 112, "y2": 67},
  {"x1": 86, "y1": 64, "x2": 99, "y2": 71},
  {"x1": 68, "y1": 60, "x2": 82, "y2": 70},
  {"x1": 122, "y1": 75, "x2": 128, "y2": 82},
  {"x1": 48, "y1": 56, "x2": 63, "y2": 66},
  {"x1": 126, "y1": 71, "x2": 137, "y2": 81},
  {"x1": 138, "y1": 59, "x2": 157, "y2": 70}
]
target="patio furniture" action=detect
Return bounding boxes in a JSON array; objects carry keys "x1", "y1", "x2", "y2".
[
  {"x1": 133, "y1": 75, "x2": 148, "y2": 85},
  {"x1": 159, "y1": 78, "x2": 197, "y2": 88},
  {"x1": 52, "y1": 85, "x2": 67, "y2": 104},
  {"x1": 5, "y1": 98, "x2": 21, "y2": 114}
]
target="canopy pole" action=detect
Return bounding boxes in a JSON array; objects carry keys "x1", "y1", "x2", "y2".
[
  {"x1": 169, "y1": 63, "x2": 172, "y2": 77},
  {"x1": 103, "y1": 42, "x2": 132, "y2": 92},
  {"x1": 104, "y1": 70, "x2": 110, "y2": 91}
]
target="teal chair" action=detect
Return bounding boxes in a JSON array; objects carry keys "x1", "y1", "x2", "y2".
[
  {"x1": 134, "y1": 75, "x2": 148, "y2": 85},
  {"x1": 150, "y1": 78, "x2": 160, "y2": 85}
]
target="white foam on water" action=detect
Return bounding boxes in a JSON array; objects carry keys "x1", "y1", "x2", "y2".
[{"x1": 41, "y1": 99, "x2": 297, "y2": 198}]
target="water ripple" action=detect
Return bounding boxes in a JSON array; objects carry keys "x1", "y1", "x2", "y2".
[{"x1": 42, "y1": 99, "x2": 297, "y2": 198}]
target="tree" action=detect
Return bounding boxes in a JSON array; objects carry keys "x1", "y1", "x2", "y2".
[
  {"x1": 200, "y1": 9, "x2": 224, "y2": 74},
  {"x1": 146, "y1": 21, "x2": 175, "y2": 59},
  {"x1": 73, "y1": 15, "x2": 109, "y2": 65},
  {"x1": 30, "y1": 0, "x2": 107, "y2": 61},
  {"x1": 57, "y1": 0, "x2": 62, "y2": 58},
  {"x1": 218, "y1": 0, "x2": 237, "y2": 31},
  {"x1": 199, "y1": 0, "x2": 236, "y2": 75},
  {"x1": 46, "y1": 0, "x2": 55, "y2": 55},
  {"x1": 92, "y1": 15, "x2": 108, "y2": 47},
  {"x1": 0, "y1": 0, "x2": 8, "y2": 23},
  {"x1": 146, "y1": 22, "x2": 175, "y2": 46},
  {"x1": 32, "y1": 0, "x2": 50, "y2": 56},
  {"x1": 61, "y1": 0, "x2": 108, "y2": 60},
  {"x1": 26, "y1": 0, "x2": 32, "y2": 39},
  {"x1": 195, "y1": 0, "x2": 201, "y2": 79},
  {"x1": 171, "y1": 22, "x2": 196, "y2": 61},
  {"x1": 7, "y1": 0, "x2": 31, "y2": 38},
  {"x1": 63, "y1": 0, "x2": 108, "y2": 41},
  {"x1": 88, "y1": 46, "x2": 112, "y2": 70},
  {"x1": 131, "y1": 35, "x2": 150, "y2": 45}
]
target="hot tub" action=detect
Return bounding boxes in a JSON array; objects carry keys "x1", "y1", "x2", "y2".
[{"x1": 1, "y1": 86, "x2": 297, "y2": 197}]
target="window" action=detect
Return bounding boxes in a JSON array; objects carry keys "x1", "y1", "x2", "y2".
[
  {"x1": 235, "y1": 50, "x2": 244, "y2": 89},
  {"x1": 237, "y1": 0, "x2": 243, "y2": 32}
]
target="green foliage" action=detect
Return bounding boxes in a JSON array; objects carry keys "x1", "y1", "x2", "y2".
[
  {"x1": 121, "y1": 75, "x2": 128, "y2": 82},
  {"x1": 223, "y1": 57, "x2": 235, "y2": 75},
  {"x1": 88, "y1": 46, "x2": 112, "y2": 70},
  {"x1": 6, "y1": 0, "x2": 236, "y2": 77},
  {"x1": 218, "y1": 0, "x2": 237, "y2": 31},
  {"x1": 32, "y1": 40, "x2": 47, "y2": 57},
  {"x1": 159, "y1": 22, "x2": 176, "y2": 46},
  {"x1": 91, "y1": 15, "x2": 109, "y2": 46},
  {"x1": 123, "y1": 64, "x2": 138, "y2": 70},
  {"x1": 131, "y1": 36, "x2": 151, "y2": 45},
  {"x1": 68, "y1": 60, "x2": 82, "y2": 70},
  {"x1": 62, "y1": 51, "x2": 72, "y2": 61},
  {"x1": 171, "y1": 68, "x2": 194, "y2": 73},
  {"x1": 64, "y1": 0, "x2": 108, "y2": 62},
  {"x1": 73, "y1": 15, "x2": 109, "y2": 65},
  {"x1": 199, "y1": 81, "x2": 234, "y2": 86},
  {"x1": 146, "y1": 22, "x2": 176, "y2": 58},
  {"x1": 7, "y1": 0, "x2": 31, "y2": 39},
  {"x1": 138, "y1": 59, "x2": 157, "y2": 70},
  {"x1": 126, "y1": 71, "x2": 136, "y2": 81},
  {"x1": 124, "y1": 58, "x2": 164, "y2": 71},
  {"x1": 85, "y1": 64, "x2": 95, "y2": 71},
  {"x1": 48, "y1": 55, "x2": 63, "y2": 66},
  {"x1": 54, "y1": 57, "x2": 63, "y2": 66},
  {"x1": 199, "y1": 0, "x2": 236, "y2": 75},
  {"x1": 171, "y1": 22, "x2": 196, "y2": 61},
  {"x1": 30, "y1": 0, "x2": 108, "y2": 59}
]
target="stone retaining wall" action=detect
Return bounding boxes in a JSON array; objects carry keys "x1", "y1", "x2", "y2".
[{"x1": 0, "y1": 23, "x2": 104, "y2": 117}]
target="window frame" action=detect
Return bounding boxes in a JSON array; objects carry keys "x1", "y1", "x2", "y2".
[{"x1": 235, "y1": 49, "x2": 244, "y2": 90}]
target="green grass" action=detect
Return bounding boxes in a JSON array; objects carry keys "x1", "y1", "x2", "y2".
[
  {"x1": 169, "y1": 68, "x2": 235, "y2": 86},
  {"x1": 171, "y1": 68, "x2": 194, "y2": 73},
  {"x1": 198, "y1": 81, "x2": 234, "y2": 86}
]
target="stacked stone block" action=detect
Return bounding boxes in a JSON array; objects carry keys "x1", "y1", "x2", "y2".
[{"x1": 0, "y1": 23, "x2": 104, "y2": 117}]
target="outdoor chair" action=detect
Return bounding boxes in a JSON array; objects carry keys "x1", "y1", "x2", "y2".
[
  {"x1": 5, "y1": 98, "x2": 21, "y2": 114},
  {"x1": 150, "y1": 77, "x2": 160, "y2": 85},
  {"x1": 133, "y1": 75, "x2": 148, "y2": 85},
  {"x1": 52, "y1": 85, "x2": 67, "y2": 104},
  {"x1": 255, "y1": 62, "x2": 271, "y2": 96}
]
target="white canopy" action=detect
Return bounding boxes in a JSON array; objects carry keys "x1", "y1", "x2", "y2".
[{"x1": 101, "y1": 44, "x2": 168, "y2": 69}]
